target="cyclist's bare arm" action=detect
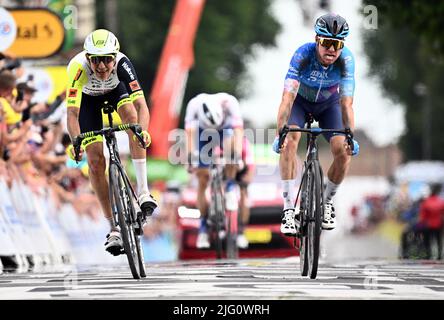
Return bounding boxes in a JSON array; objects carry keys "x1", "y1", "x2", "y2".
[
  {"x1": 277, "y1": 79, "x2": 300, "y2": 131},
  {"x1": 133, "y1": 96, "x2": 150, "y2": 133},
  {"x1": 185, "y1": 127, "x2": 196, "y2": 163},
  {"x1": 340, "y1": 96, "x2": 354, "y2": 130},
  {"x1": 66, "y1": 107, "x2": 83, "y2": 159},
  {"x1": 184, "y1": 100, "x2": 199, "y2": 163},
  {"x1": 340, "y1": 96, "x2": 355, "y2": 155},
  {"x1": 67, "y1": 107, "x2": 81, "y2": 142},
  {"x1": 233, "y1": 127, "x2": 243, "y2": 158}
]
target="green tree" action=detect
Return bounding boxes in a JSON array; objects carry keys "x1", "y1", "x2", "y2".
[
  {"x1": 362, "y1": 0, "x2": 444, "y2": 160},
  {"x1": 96, "y1": 0, "x2": 281, "y2": 126}
]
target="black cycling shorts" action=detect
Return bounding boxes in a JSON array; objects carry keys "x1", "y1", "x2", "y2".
[{"x1": 79, "y1": 82, "x2": 129, "y2": 133}]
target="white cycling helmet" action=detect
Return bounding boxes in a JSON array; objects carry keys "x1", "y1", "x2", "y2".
[
  {"x1": 84, "y1": 29, "x2": 120, "y2": 55},
  {"x1": 198, "y1": 99, "x2": 224, "y2": 129}
]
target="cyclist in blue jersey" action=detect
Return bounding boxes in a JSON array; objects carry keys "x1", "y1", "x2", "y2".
[{"x1": 272, "y1": 13, "x2": 360, "y2": 235}]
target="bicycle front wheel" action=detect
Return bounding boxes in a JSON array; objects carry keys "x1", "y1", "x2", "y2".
[
  {"x1": 307, "y1": 160, "x2": 323, "y2": 279},
  {"x1": 110, "y1": 163, "x2": 144, "y2": 279},
  {"x1": 210, "y1": 176, "x2": 225, "y2": 259},
  {"x1": 298, "y1": 163, "x2": 309, "y2": 277},
  {"x1": 225, "y1": 209, "x2": 239, "y2": 260}
]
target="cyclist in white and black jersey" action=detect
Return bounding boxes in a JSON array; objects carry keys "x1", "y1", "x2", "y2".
[
  {"x1": 184, "y1": 92, "x2": 244, "y2": 249},
  {"x1": 66, "y1": 29, "x2": 158, "y2": 256}
]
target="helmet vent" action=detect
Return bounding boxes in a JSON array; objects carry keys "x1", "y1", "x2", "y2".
[
  {"x1": 333, "y1": 20, "x2": 338, "y2": 34},
  {"x1": 202, "y1": 103, "x2": 215, "y2": 125}
]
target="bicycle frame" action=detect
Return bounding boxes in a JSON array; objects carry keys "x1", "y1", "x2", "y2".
[
  {"x1": 208, "y1": 147, "x2": 239, "y2": 260},
  {"x1": 73, "y1": 103, "x2": 147, "y2": 279},
  {"x1": 278, "y1": 118, "x2": 354, "y2": 279},
  {"x1": 208, "y1": 151, "x2": 225, "y2": 259}
]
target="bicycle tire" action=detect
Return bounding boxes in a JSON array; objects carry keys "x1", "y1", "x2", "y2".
[
  {"x1": 307, "y1": 160, "x2": 323, "y2": 279},
  {"x1": 299, "y1": 163, "x2": 309, "y2": 276},
  {"x1": 121, "y1": 173, "x2": 147, "y2": 278},
  {"x1": 110, "y1": 163, "x2": 142, "y2": 279},
  {"x1": 210, "y1": 175, "x2": 224, "y2": 259},
  {"x1": 226, "y1": 209, "x2": 239, "y2": 260}
]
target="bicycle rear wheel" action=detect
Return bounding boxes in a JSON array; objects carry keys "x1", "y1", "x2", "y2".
[
  {"x1": 110, "y1": 164, "x2": 144, "y2": 279},
  {"x1": 307, "y1": 160, "x2": 323, "y2": 279}
]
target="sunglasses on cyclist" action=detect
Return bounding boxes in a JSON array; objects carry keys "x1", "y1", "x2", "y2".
[
  {"x1": 317, "y1": 37, "x2": 345, "y2": 51},
  {"x1": 88, "y1": 55, "x2": 116, "y2": 65}
]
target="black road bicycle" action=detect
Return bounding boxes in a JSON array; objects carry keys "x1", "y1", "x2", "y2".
[
  {"x1": 74, "y1": 102, "x2": 148, "y2": 279},
  {"x1": 207, "y1": 148, "x2": 239, "y2": 260},
  {"x1": 279, "y1": 115, "x2": 354, "y2": 279}
]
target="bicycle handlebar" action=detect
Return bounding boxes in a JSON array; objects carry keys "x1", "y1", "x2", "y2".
[
  {"x1": 278, "y1": 125, "x2": 354, "y2": 152},
  {"x1": 73, "y1": 123, "x2": 145, "y2": 162}
]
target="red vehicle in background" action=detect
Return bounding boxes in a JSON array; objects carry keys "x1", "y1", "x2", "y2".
[{"x1": 177, "y1": 159, "x2": 299, "y2": 260}]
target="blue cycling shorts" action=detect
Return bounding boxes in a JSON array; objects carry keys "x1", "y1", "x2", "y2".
[
  {"x1": 197, "y1": 126, "x2": 234, "y2": 168},
  {"x1": 288, "y1": 93, "x2": 343, "y2": 141}
]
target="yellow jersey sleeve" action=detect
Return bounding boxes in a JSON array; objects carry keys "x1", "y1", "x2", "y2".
[{"x1": 66, "y1": 61, "x2": 87, "y2": 108}]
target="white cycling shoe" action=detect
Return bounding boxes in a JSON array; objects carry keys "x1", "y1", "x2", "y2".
[
  {"x1": 139, "y1": 192, "x2": 158, "y2": 216},
  {"x1": 196, "y1": 231, "x2": 210, "y2": 249},
  {"x1": 281, "y1": 208, "x2": 297, "y2": 236},
  {"x1": 105, "y1": 230, "x2": 124, "y2": 256},
  {"x1": 322, "y1": 200, "x2": 336, "y2": 230}
]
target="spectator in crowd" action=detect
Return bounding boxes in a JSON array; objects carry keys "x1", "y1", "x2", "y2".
[
  {"x1": 418, "y1": 183, "x2": 444, "y2": 260},
  {"x1": 399, "y1": 191, "x2": 428, "y2": 259},
  {"x1": 141, "y1": 184, "x2": 180, "y2": 262},
  {"x1": 0, "y1": 52, "x2": 23, "y2": 77}
]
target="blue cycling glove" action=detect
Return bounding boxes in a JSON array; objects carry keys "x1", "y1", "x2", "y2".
[
  {"x1": 351, "y1": 139, "x2": 359, "y2": 156},
  {"x1": 272, "y1": 136, "x2": 280, "y2": 154}
]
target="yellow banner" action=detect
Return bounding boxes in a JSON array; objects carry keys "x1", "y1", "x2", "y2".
[{"x1": 7, "y1": 9, "x2": 65, "y2": 58}]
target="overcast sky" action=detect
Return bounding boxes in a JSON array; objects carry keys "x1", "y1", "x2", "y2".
[{"x1": 240, "y1": 0, "x2": 405, "y2": 147}]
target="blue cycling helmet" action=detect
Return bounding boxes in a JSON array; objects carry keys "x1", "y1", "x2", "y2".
[{"x1": 315, "y1": 13, "x2": 349, "y2": 39}]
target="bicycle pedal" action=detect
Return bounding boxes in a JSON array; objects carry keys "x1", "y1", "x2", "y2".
[
  {"x1": 134, "y1": 218, "x2": 146, "y2": 236},
  {"x1": 106, "y1": 246, "x2": 125, "y2": 256},
  {"x1": 284, "y1": 232, "x2": 298, "y2": 237},
  {"x1": 141, "y1": 202, "x2": 157, "y2": 216}
]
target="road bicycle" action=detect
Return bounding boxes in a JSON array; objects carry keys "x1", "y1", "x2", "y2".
[
  {"x1": 74, "y1": 102, "x2": 148, "y2": 279},
  {"x1": 279, "y1": 115, "x2": 354, "y2": 279},
  {"x1": 207, "y1": 147, "x2": 239, "y2": 260}
]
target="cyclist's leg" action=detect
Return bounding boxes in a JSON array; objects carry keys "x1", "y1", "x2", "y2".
[
  {"x1": 115, "y1": 85, "x2": 157, "y2": 214},
  {"x1": 84, "y1": 141, "x2": 112, "y2": 221},
  {"x1": 317, "y1": 95, "x2": 351, "y2": 229},
  {"x1": 196, "y1": 126, "x2": 214, "y2": 222},
  {"x1": 236, "y1": 165, "x2": 254, "y2": 248},
  {"x1": 222, "y1": 128, "x2": 241, "y2": 211},
  {"x1": 195, "y1": 127, "x2": 213, "y2": 248},
  {"x1": 282, "y1": 96, "x2": 305, "y2": 208},
  {"x1": 317, "y1": 96, "x2": 351, "y2": 197},
  {"x1": 196, "y1": 168, "x2": 210, "y2": 220},
  {"x1": 80, "y1": 95, "x2": 122, "y2": 253},
  {"x1": 196, "y1": 168, "x2": 210, "y2": 248},
  {"x1": 237, "y1": 165, "x2": 253, "y2": 230},
  {"x1": 79, "y1": 95, "x2": 113, "y2": 226},
  {"x1": 280, "y1": 96, "x2": 305, "y2": 235}
]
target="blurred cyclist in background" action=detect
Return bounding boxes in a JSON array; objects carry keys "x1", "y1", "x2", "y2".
[
  {"x1": 184, "y1": 92, "x2": 244, "y2": 249},
  {"x1": 66, "y1": 29, "x2": 157, "y2": 256}
]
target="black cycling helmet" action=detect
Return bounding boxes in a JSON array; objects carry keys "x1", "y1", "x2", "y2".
[{"x1": 314, "y1": 13, "x2": 349, "y2": 39}]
